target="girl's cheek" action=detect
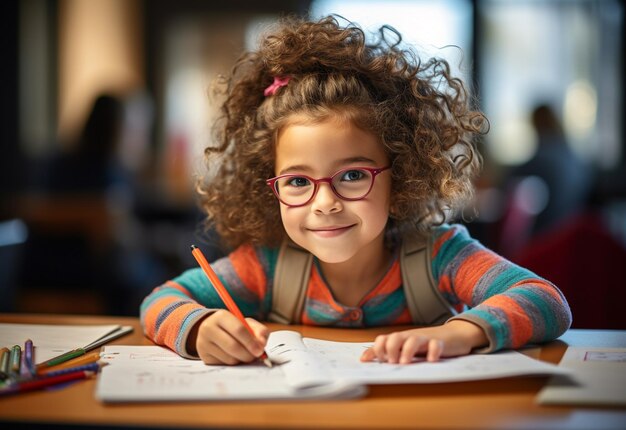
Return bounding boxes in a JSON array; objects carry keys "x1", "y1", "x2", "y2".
[{"x1": 279, "y1": 207, "x2": 300, "y2": 235}]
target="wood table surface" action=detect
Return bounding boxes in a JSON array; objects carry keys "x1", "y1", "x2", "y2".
[{"x1": 1, "y1": 313, "x2": 625, "y2": 429}]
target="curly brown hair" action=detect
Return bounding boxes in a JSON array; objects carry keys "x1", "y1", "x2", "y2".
[{"x1": 198, "y1": 15, "x2": 487, "y2": 250}]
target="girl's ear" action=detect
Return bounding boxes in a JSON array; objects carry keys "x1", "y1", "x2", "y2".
[{"x1": 388, "y1": 199, "x2": 399, "y2": 218}]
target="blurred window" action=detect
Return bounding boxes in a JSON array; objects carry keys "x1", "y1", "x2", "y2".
[
  {"x1": 479, "y1": 0, "x2": 623, "y2": 168},
  {"x1": 310, "y1": 0, "x2": 474, "y2": 85}
]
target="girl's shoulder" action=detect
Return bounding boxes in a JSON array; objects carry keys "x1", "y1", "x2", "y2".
[
  {"x1": 391, "y1": 223, "x2": 473, "y2": 252},
  {"x1": 425, "y1": 223, "x2": 481, "y2": 261},
  {"x1": 428, "y1": 223, "x2": 472, "y2": 241}
]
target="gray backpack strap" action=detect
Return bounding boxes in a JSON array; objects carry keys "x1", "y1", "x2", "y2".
[
  {"x1": 268, "y1": 240, "x2": 313, "y2": 324},
  {"x1": 400, "y1": 233, "x2": 455, "y2": 326}
]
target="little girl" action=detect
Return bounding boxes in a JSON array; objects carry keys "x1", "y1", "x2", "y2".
[{"x1": 141, "y1": 16, "x2": 571, "y2": 365}]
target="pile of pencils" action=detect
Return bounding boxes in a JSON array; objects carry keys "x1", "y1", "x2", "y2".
[{"x1": 0, "y1": 339, "x2": 101, "y2": 396}]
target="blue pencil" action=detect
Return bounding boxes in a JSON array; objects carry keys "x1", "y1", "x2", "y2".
[{"x1": 42, "y1": 362, "x2": 102, "y2": 378}]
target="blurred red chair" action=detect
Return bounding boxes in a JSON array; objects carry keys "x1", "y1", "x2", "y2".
[
  {"x1": 497, "y1": 176, "x2": 550, "y2": 258},
  {"x1": 513, "y1": 213, "x2": 626, "y2": 329}
]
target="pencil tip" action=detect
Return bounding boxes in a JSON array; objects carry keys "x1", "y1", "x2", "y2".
[
  {"x1": 263, "y1": 357, "x2": 273, "y2": 368},
  {"x1": 190, "y1": 244, "x2": 197, "y2": 250}
]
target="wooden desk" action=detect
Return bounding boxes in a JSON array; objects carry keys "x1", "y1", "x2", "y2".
[{"x1": 1, "y1": 313, "x2": 625, "y2": 429}]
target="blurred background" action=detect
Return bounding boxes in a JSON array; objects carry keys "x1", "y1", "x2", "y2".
[{"x1": 0, "y1": 0, "x2": 624, "y2": 328}]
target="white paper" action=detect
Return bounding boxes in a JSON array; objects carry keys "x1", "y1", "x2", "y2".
[
  {"x1": 297, "y1": 336, "x2": 570, "y2": 384},
  {"x1": 96, "y1": 330, "x2": 568, "y2": 402},
  {"x1": 537, "y1": 347, "x2": 626, "y2": 406},
  {"x1": 0, "y1": 323, "x2": 124, "y2": 363},
  {"x1": 97, "y1": 344, "x2": 365, "y2": 402}
]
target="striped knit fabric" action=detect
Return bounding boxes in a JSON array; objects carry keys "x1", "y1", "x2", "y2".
[{"x1": 140, "y1": 224, "x2": 572, "y2": 358}]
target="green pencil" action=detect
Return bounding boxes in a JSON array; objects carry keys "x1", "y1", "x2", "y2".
[
  {"x1": 9, "y1": 345, "x2": 21, "y2": 376},
  {"x1": 36, "y1": 348, "x2": 85, "y2": 369}
]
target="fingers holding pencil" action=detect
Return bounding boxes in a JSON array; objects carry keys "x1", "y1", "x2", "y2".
[
  {"x1": 190, "y1": 245, "x2": 273, "y2": 367},
  {"x1": 195, "y1": 310, "x2": 270, "y2": 366}
]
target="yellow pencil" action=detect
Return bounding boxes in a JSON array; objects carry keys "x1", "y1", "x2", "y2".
[
  {"x1": 0, "y1": 347, "x2": 9, "y2": 380},
  {"x1": 38, "y1": 351, "x2": 101, "y2": 375}
]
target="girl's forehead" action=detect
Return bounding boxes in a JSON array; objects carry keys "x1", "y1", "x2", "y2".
[
  {"x1": 274, "y1": 116, "x2": 387, "y2": 173},
  {"x1": 277, "y1": 112, "x2": 377, "y2": 142}
]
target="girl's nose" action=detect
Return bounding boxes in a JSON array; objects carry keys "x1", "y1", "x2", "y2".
[{"x1": 310, "y1": 182, "x2": 342, "y2": 214}]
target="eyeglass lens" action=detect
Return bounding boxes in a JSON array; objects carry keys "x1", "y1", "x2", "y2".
[{"x1": 274, "y1": 168, "x2": 374, "y2": 205}]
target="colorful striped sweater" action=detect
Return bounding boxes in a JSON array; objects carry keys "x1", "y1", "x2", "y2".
[{"x1": 140, "y1": 224, "x2": 572, "y2": 358}]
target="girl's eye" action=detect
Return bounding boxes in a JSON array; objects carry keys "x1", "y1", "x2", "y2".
[
  {"x1": 340, "y1": 169, "x2": 365, "y2": 182},
  {"x1": 287, "y1": 177, "x2": 310, "y2": 187}
]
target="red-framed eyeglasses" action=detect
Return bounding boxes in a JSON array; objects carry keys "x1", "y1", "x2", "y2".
[{"x1": 266, "y1": 166, "x2": 391, "y2": 208}]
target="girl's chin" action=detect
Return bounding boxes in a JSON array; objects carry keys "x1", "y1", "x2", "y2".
[
  {"x1": 315, "y1": 255, "x2": 352, "y2": 264},
  {"x1": 304, "y1": 245, "x2": 357, "y2": 264}
]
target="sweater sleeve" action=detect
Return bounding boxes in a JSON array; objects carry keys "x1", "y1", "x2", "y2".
[
  {"x1": 139, "y1": 244, "x2": 276, "y2": 358},
  {"x1": 430, "y1": 224, "x2": 572, "y2": 352}
]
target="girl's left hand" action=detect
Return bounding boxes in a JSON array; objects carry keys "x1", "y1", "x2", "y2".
[{"x1": 360, "y1": 320, "x2": 488, "y2": 364}]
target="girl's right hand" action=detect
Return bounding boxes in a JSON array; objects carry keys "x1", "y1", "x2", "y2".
[{"x1": 194, "y1": 309, "x2": 269, "y2": 365}]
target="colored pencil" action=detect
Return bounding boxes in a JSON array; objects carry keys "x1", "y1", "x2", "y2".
[
  {"x1": 191, "y1": 244, "x2": 273, "y2": 367},
  {"x1": 0, "y1": 370, "x2": 95, "y2": 396},
  {"x1": 35, "y1": 326, "x2": 133, "y2": 371},
  {"x1": 0, "y1": 347, "x2": 9, "y2": 380},
  {"x1": 38, "y1": 351, "x2": 101, "y2": 375},
  {"x1": 23, "y1": 339, "x2": 35, "y2": 377},
  {"x1": 42, "y1": 361, "x2": 102, "y2": 378},
  {"x1": 9, "y1": 345, "x2": 21, "y2": 377},
  {"x1": 36, "y1": 348, "x2": 85, "y2": 370},
  {"x1": 82, "y1": 326, "x2": 133, "y2": 351}
]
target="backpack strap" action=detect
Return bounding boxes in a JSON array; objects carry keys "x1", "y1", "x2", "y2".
[
  {"x1": 270, "y1": 234, "x2": 455, "y2": 326},
  {"x1": 268, "y1": 240, "x2": 313, "y2": 324},
  {"x1": 400, "y1": 233, "x2": 455, "y2": 326}
]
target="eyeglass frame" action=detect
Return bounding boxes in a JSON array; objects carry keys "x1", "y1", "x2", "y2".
[{"x1": 266, "y1": 166, "x2": 391, "y2": 208}]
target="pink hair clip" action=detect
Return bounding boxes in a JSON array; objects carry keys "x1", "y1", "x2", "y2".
[{"x1": 264, "y1": 76, "x2": 291, "y2": 97}]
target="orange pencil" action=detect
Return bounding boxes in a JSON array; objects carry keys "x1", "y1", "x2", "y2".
[
  {"x1": 38, "y1": 351, "x2": 101, "y2": 375},
  {"x1": 191, "y1": 245, "x2": 272, "y2": 367}
]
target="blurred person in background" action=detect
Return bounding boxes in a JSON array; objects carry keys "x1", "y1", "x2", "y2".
[
  {"x1": 520, "y1": 104, "x2": 593, "y2": 234},
  {"x1": 45, "y1": 95, "x2": 130, "y2": 195},
  {"x1": 497, "y1": 103, "x2": 593, "y2": 256},
  {"x1": 508, "y1": 105, "x2": 626, "y2": 329}
]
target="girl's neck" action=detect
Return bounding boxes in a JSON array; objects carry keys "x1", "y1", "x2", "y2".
[{"x1": 317, "y1": 237, "x2": 393, "y2": 308}]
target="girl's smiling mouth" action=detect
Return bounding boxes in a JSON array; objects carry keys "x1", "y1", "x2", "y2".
[{"x1": 307, "y1": 225, "x2": 356, "y2": 238}]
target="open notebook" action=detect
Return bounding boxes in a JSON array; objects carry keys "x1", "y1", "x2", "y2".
[{"x1": 96, "y1": 330, "x2": 570, "y2": 402}]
